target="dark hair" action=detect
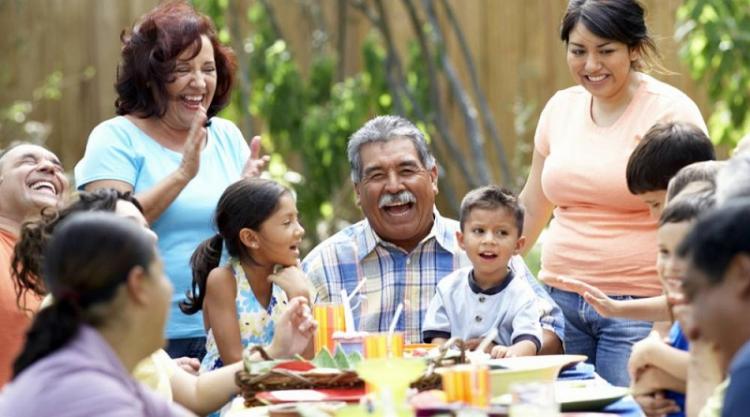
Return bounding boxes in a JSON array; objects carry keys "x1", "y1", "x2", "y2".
[
  {"x1": 181, "y1": 178, "x2": 290, "y2": 314},
  {"x1": 115, "y1": 0, "x2": 236, "y2": 119},
  {"x1": 678, "y1": 199, "x2": 750, "y2": 286},
  {"x1": 560, "y1": 0, "x2": 660, "y2": 72},
  {"x1": 659, "y1": 189, "x2": 715, "y2": 226},
  {"x1": 13, "y1": 212, "x2": 157, "y2": 377},
  {"x1": 626, "y1": 122, "x2": 715, "y2": 195},
  {"x1": 12, "y1": 189, "x2": 143, "y2": 310},
  {"x1": 667, "y1": 160, "x2": 725, "y2": 202},
  {"x1": 459, "y1": 185, "x2": 525, "y2": 235}
]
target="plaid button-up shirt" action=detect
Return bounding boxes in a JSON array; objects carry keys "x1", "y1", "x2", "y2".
[{"x1": 302, "y1": 211, "x2": 564, "y2": 344}]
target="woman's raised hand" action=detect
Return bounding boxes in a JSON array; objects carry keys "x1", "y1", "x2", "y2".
[
  {"x1": 177, "y1": 106, "x2": 208, "y2": 181},
  {"x1": 242, "y1": 136, "x2": 271, "y2": 178},
  {"x1": 267, "y1": 297, "x2": 317, "y2": 358}
]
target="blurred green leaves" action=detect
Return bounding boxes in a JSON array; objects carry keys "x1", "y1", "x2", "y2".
[
  {"x1": 676, "y1": 0, "x2": 750, "y2": 148},
  {"x1": 242, "y1": 3, "x2": 396, "y2": 243},
  {"x1": 191, "y1": 1, "x2": 423, "y2": 245}
]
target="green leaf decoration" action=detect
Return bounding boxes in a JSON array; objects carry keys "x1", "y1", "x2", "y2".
[
  {"x1": 333, "y1": 345, "x2": 352, "y2": 369},
  {"x1": 311, "y1": 347, "x2": 337, "y2": 369},
  {"x1": 347, "y1": 350, "x2": 364, "y2": 368},
  {"x1": 247, "y1": 360, "x2": 282, "y2": 375}
]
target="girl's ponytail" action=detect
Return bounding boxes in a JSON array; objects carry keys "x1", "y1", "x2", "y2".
[
  {"x1": 180, "y1": 234, "x2": 223, "y2": 314},
  {"x1": 12, "y1": 219, "x2": 50, "y2": 309},
  {"x1": 13, "y1": 297, "x2": 81, "y2": 377}
]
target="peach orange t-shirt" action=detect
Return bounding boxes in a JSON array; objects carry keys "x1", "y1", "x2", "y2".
[
  {"x1": 535, "y1": 73, "x2": 707, "y2": 296},
  {"x1": 0, "y1": 229, "x2": 41, "y2": 386}
]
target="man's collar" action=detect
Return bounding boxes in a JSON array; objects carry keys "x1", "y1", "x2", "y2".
[{"x1": 357, "y1": 208, "x2": 460, "y2": 261}]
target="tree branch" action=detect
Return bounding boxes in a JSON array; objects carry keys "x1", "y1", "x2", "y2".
[
  {"x1": 335, "y1": 0, "x2": 348, "y2": 81},
  {"x1": 258, "y1": 0, "x2": 285, "y2": 41},
  {"x1": 422, "y1": 0, "x2": 492, "y2": 185},
  {"x1": 401, "y1": 0, "x2": 477, "y2": 189},
  {"x1": 299, "y1": 0, "x2": 330, "y2": 53},
  {"x1": 439, "y1": 0, "x2": 512, "y2": 182},
  {"x1": 227, "y1": 0, "x2": 253, "y2": 137},
  {"x1": 348, "y1": 0, "x2": 406, "y2": 114},
  {"x1": 349, "y1": 0, "x2": 470, "y2": 202}
]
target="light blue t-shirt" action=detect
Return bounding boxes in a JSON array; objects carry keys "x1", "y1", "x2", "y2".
[{"x1": 74, "y1": 116, "x2": 250, "y2": 339}]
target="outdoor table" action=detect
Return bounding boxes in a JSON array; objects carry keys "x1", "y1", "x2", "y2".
[{"x1": 223, "y1": 362, "x2": 645, "y2": 417}]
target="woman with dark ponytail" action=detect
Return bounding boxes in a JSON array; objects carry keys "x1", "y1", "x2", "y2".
[
  {"x1": 0, "y1": 213, "x2": 192, "y2": 416},
  {"x1": 181, "y1": 177, "x2": 313, "y2": 373}
]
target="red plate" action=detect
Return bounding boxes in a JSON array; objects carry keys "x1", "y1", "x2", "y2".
[
  {"x1": 256, "y1": 388, "x2": 366, "y2": 404},
  {"x1": 272, "y1": 360, "x2": 316, "y2": 372}
]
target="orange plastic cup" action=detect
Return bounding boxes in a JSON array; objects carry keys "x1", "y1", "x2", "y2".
[
  {"x1": 439, "y1": 364, "x2": 490, "y2": 407},
  {"x1": 312, "y1": 303, "x2": 346, "y2": 354},
  {"x1": 363, "y1": 331, "x2": 405, "y2": 358}
]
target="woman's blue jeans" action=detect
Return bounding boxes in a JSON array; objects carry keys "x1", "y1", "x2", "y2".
[{"x1": 548, "y1": 286, "x2": 652, "y2": 387}]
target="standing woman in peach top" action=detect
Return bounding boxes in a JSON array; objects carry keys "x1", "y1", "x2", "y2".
[{"x1": 519, "y1": 0, "x2": 706, "y2": 386}]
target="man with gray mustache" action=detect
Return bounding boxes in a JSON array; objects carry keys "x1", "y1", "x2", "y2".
[{"x1": 302, "y1": 115, "x2": 564, "y2": 353}]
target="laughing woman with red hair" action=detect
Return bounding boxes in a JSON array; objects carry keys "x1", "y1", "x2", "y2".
[{"x1": 75, "y1": 1, "x2": 268, "y2": 360}]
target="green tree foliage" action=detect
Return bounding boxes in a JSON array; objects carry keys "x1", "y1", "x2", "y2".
[
  {"x1": 192, "y1": 1, "x2": 414, "y2": 244},
  {"x1": 676, "y1": 0, "x2": 750, "y2": 147},
  {"x1": 191, "y1": 0, "x2": 506, "y2": 248},
  {"x1": 245, "y1": 4, "x2": 404, "y2": 243}
]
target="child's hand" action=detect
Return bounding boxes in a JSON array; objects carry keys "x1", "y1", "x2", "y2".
[
  {"x1": 547, "y1": 275, "x2": 620, "y2": 318},
  {"x1": 268, "y1": 265, "x2": 310, "y2": 299},
  {"x1": 634, "y1": 392, "x2": 680, "y2": 417},
  {"x1": 267, "y1": 297, "x2": 317, "y2": 358},
  {"x1": 173, "y1": 356, "x2": 200, "y2": 375},
  {"x1": 630, "y1": 366, "x2": 683, "y2": 396},
  {"x1": 463, "y1": 337, "x2": 495, "y2": 353},
  {"x1": 490, "y1": 345, "x2": 514, "y2": 358},
  {"x1": 628, "y1": 331, "x2": 663, "y2": 381}
]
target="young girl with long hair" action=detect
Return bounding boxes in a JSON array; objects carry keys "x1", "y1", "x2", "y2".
[{"x1": 181, "y1": 178, "x2": 312, "y2": 371}]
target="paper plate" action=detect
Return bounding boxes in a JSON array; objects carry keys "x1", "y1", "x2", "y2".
[
  {"x1": 255, "y1": 388, "x2": 366, "y2": 404},
  {"x1": 485, "y1": 355, "x2": 588, "y2": 397},
  {"x1": 268, "y1": 401, "x2": 347, "y2": 417},
  {"x1": 491, "y1": 379, "x2": 628, "y2": 412},
  {"x1": 555, "y1": 380, "x2": 629, "y2": 412},
  {"x1": 488, "y1": 354, "x2": 587, "y2": 372}
]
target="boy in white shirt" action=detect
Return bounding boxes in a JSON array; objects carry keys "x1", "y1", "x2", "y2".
[{"x1": 422, "y1": 185, "x2": 541, "y2": 358}]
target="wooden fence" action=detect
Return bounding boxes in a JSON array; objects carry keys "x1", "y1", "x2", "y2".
[{"x1": 0, "y1": 0, "x2": 708, "y2": 183}]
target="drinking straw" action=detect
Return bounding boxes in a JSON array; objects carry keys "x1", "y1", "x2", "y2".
[
  {"x1": 341, "y1": 288, "x2": 356, "y2": 333},
  {"x1": 387, "y1": 303, "x2": 403, "y2": 357},
  {"x1": 346, "y1": 278, "x2": 367, "y2": 303}
]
